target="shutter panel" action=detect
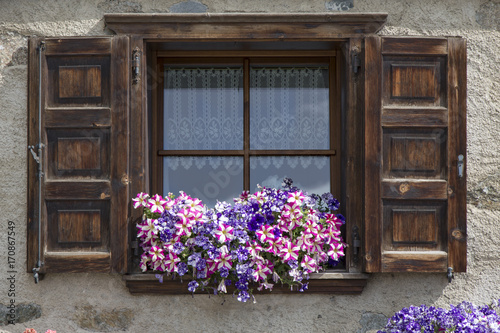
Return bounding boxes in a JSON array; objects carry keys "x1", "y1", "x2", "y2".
[
  {"x1": 364, "y1": 36, "x2": 466, "y2": 273},
  {"x1": 27, "y1": 36, "x2": 129, "y2": 273}
]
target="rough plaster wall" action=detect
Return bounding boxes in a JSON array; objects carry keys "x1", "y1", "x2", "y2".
[{"x1": 0, "y1": 0, "x2": 498, "y2": 332}]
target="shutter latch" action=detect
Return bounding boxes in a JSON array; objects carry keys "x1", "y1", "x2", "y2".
[
  {"x1": 457, "y1": 154, "x2": 464, "y2": 178},
  {"x1": 447, "y1": 267, "x2": 454, "y2": 283},
  {"x1": 28, "y1": 144, "x2": 44, "y2": 165}
]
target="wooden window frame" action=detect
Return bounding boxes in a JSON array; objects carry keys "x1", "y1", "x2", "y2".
[{"x1": 103, "y1": 13, "x2": 386, "y2": 293}]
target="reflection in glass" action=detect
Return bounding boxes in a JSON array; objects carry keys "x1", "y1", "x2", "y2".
[
  {"x1": 164, "y1": 157, "x2": 243, "y2": 207},
  {"x1": 164, "y1": 66, "x2": 244, "y2": 150},
  {"x1": 250, "y1": 66, "x2": 330, "y2": 150},
  {"x1": 250, "y1": 156, "x2": 331, "y2": 195}
]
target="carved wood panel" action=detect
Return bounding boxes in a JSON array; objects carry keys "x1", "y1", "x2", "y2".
[
  {"x1": 46, "y1": 56, "x2": 110, "y2": 107},
  {"x1": 383, "y1": 128, "x2": 446, "y2": 179},
  {"x1": 46, "y1": 200, "x2": 109, "y2": 251},
  {"x1": 383, "y1": 56, "x2": 446, "y2": 107},
  {"x1": 47, "y1": 129, "x2": 110, "y2": 179},
  {"x1": 383, "y1": 201, "x2": 446, "y2": 251}
]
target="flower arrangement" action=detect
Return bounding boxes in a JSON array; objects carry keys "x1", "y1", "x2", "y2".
[
  {"x1": 378, "y1": 300, "x2": 500, "y2": 332},
  {"x1": 23, "y1": 330, "x2": 56, "y2": 333},
  {"x1": 133, "y1": 178, "x2": 345, "y2": 302}
]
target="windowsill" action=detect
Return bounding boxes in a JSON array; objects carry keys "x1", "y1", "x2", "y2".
[{"x1": 123, "y1": 271, "x2": 369, "y2": 295}]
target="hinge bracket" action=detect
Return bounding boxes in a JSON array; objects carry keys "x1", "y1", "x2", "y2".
[
  {"x1": 352, "y1": 52, "x2": 361, "y2": 74},
  {"x1": 447, "y1": 267, "x2": 454, "y2": 283},
  {"x1": 132, "y1": 47, "x2": 142, "y2": 84}
]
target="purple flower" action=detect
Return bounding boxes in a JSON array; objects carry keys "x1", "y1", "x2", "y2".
[
  {"x1": 196, "y1": 258, "x2": 207, "y2": 271},
  {"x1": 187, "y1": 280, "x2": 199, "y2": 292},
  {"x1": 235, "y1": 279, "x2": 248, "y2": 291},
  {"x1": 237, "y1": 290, "x2": 250, "y2": 302},
  {"x1": 188, "y1": 252, "x2": 201, "y2": 267},
  {"x1": 172, "y1": 242, "x2": 185, "y2": 255},
  {"x1": 177, "y1": 262, "x2": 188, "y2": 276},
  {"x1": 219, "y1": 267, "x2": 229, "y2": 278},
  {"x1": 288, "y1": 259, "x2": 298, "y2": 269}
]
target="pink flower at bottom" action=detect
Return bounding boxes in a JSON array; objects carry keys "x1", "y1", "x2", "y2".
[
  {"x1": 23, "y1": 329, "x2": 37, "y2": 333},
  {"x1": 46, "y1": 331, "x2": 57, "y2": 333}
]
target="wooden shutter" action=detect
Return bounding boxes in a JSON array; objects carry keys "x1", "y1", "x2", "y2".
[
  {"x1": 364, "y1": 37, "x2": 466, "y2": 272},
  {"x1": 27, "y1": 37, "x2": 129, "y2": 273}
]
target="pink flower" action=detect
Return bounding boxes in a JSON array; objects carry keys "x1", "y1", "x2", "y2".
[
  {"x1": 137, "y1": 218, "x2": 157, "y2": 241},
  {"x1": 265, "y1": 238, "x2": 282, "y2": 255},
  {"x1": 301, "y1": 255, "x2": 318, "y2": 273},
  {"x1": 246, "y1": 241, "x2": 263, "y2": 258},
  {"x1": 23, "y1": 330, "x2": 37, "y2": 333},
  {"x1": 46, "y1": 331, "x2": 57, "y2": 333},
  {"x1": 328, "y1": 242, "x2": 345, "y2": 261},
  {"x1": 287, "y1": 191, "x2": 305, "y2": 205},
  {"x1": 164, "y1": 252, "x2": 180, "y2": 272},
  {"x1": 215, "y1": 224, "x2": 234, "y2": 243},
  {"x1": 148, "y1": 194, "x2": 168, "y2": 213},
  {"x1": 132, "y1": 192, "x2": 149, "y2": 208},
  {"x1": 279, "y1": 239, "x2": 300, "y2": 261},
  {"x1": 256, "y1": 225, "x2": 275, "y2": 243},
  {"x1": 215, "y1": 252, "x2": 232, "y2": 270}
]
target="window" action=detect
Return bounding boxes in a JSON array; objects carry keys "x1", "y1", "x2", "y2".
[
  {"x1": 27, "y1": 14, "x2": 466, "y2": 294},
  {"x1": 152, "y1": 53, "x2": 340, "y2": 206}
]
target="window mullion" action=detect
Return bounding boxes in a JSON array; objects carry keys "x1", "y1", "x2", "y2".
[{"x1": 243, "y1": 58, "x2": 250, "y2": 191}]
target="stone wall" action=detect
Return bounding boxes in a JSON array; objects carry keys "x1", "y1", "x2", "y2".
[{"x1": 0, "y1": 1, "x2": 499, "y2": 332}]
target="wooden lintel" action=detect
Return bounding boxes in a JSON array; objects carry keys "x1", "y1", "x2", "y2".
[{"x1": 104, "y1": 13, "x2": 387, "y2": 39}]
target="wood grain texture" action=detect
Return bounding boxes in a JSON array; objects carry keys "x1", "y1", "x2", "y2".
[
  {"x1": 128, "y1": 35, "x2": 147, "y2": 273},
  {"x1": 109, "y1": 35, "x2": 130, "y2": 274},
  {"x1": 382, "y1": 37, "x2": 447, "y2": 55},
  {"x1": 365, "y1": 37, "x2": 466, "y2": 273},
  {"x1": 123, "y1": 273, "x2": 369, "y2": 295},
  {"x1": 447, "y1": 38, "x2": 467, "y2": 272},
  {"x1": 382, "y1": 107, "x2": 448, "y2": 127},
  {"x1": 343, "y1": 38, "x2": 364, "y2": 273},
  {"x1": 105, "y1": 13, "x2": 388, "y2": 38},
  {"x1": 363, "y1": 36, "x2": 382, "y2": 272},
  {"x1": 27, "y1": 35, "x2": 131, "y2": 274},
  {"x1": 382, "y1": 251, "x2": 447, "y2": 272},
  {"x1": 27, "y1": 37, "x2": 42, "y2": 273},
  {"x1": 44, "y1": 252, "x2": 111, "y2": 273}
]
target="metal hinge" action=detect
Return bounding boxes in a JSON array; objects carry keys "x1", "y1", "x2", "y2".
[
  {"x1": 132, "y1": 47, "x2": 142, "y2": 84},
  {"x1": 352, "y1": 52, "x2": 361, "y2": 74},
  {"x1": 447, "y1": 267, "x2": 454, "y2": 283}
]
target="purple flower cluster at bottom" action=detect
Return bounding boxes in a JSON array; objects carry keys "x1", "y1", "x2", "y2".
[{"x1": 378, "y1": 300, "x2": 500, "y2": 333}]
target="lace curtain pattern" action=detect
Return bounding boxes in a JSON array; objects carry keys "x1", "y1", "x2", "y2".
[
  {"x1": 164, "y1": 67, "x2": 244, "y2": 150},
  {"x1": 250, "y1": 66, "x2": 330, "y2": 150},
  {"x1": 164, "y1": 66, "x2": 330, "y2": 172}
]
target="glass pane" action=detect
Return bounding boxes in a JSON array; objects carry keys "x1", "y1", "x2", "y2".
[
  {"x1": 164, "y1": 157, "x2": 243, "y2": 207},
  {"x1": 250, "y1": 156, "x2": 330, "y2": 195},
  {"x1": 250, "y1": 65, "x2": 330, "y2": 150},
  {"x1": 164, "y1": 66, "x2": 244, "y2": 150}
]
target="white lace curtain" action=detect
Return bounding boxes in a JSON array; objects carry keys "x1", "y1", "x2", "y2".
[
  {"x1": 164, "y1": 66, "x2": 330, "y2": 171},
  {"x1": 250, "y1": 66, "x2": 330, "y2": 150},
  {"x1": 164, "y1": 67, "x2": 244, "y2": 150}
]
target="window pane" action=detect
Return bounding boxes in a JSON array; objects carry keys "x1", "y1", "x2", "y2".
[
  {"x1": 250, "y1": 156, "x2": 331, "y2": 195},
  {"x1": 163, "y1": 157, "x2": 243, "y2": 207},
  {"x1": 164, "y1": 66, "x2": 244, "y2": 150},
  {"x1": 250, "y1": 65, "x2": 330, "y2": 150}
]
